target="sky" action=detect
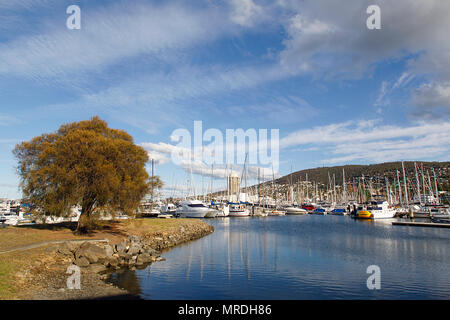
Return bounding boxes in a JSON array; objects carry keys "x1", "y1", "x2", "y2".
[{"x1": 0, "y1": 0, "x2": 449, "y2": 199}]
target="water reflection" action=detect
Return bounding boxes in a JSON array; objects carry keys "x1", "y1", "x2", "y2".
[{"x1": 108, "y1": 216, "x2": 450, "y2": 299}]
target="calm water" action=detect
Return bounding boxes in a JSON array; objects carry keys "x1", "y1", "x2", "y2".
[{"x1": 109, "y1": 215, "x2": 450, "y2": 299}]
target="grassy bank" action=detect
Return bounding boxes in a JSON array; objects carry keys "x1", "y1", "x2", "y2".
[{"x1": 0, "y1": 218, "x2": 213, "y2": 300}]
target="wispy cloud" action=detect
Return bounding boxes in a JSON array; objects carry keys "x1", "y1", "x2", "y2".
[
  {"x1": 0, "y1": 2, "x2": 228, "y2": 80},
  {"x1": 281, "y1": 120, "x2": 450, "y2": 164}
]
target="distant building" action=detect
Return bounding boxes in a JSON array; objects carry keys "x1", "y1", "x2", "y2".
[{"x1": 228, "y1": 174, "x2": 241, "y2": 196}]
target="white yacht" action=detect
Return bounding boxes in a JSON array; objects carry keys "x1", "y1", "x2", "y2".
[
  {"x1": 176, "y1": 200, "x2": 212, "y2": 218},
  {"x1": 284, "y1": 206, "x2": 307, "y2": 215},
  {"x1": 161, "y1": 203, "x2": 177, "y2": 215},
  {"x1": 356, "y1": 201, "x2": 396, "y2": 219},
  {"x1": 228, "y1": 204, "x2": 250, "y2": 217},
  {"x1": 212, "y1": 203, "x2": 229, "y2": 217},
  {"x1": 0, "y1": 212, "x2": 21, "y2": 225}
]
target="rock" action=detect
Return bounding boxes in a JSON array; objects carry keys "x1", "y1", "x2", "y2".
[
  {"x1": 115, "y1": 241, "x2": 127, "y2": 254},
  {"x1": 75, "y1": 256, "x2": 90, "y2": 267},
  {"x1": 156, "y1": 257, "x2": 166, "y2": 262},
  {"x1": 88, "y1": 263, "x2": 108, "y2": 274},
  {"x1": 106, "y1": 256, "x2": 119, "y2": 268},
  {"x1": 127, "y1": 243, "x2": 141, "y2": 256},
  {"x1": 118, "y1": 251, "x2": 131, "y2": 260},
  {"x1": 143, "y1": 246, "x2": 160, "y2": 256},
  {"x1": 136, "y1": 253, "x2": 152, "y2": 265},
  {"x1": 179, "y1": 226, "x2": 186, "y2": 233},
  {"x1": 104, "y1": 244, "x2": 114, "y2": 257},
  {"x1": 66, "y1": 241, "x2": 80, "y2": 252},
  {"x1": 57, "y1": 243, "x2": 74, "y2": 257},
  {"x1": 76, "y1": 243, "x2": 110, "y2": 264},
  {"x1": 128, "y1": 235, "x2": 140, "y2": 243}
]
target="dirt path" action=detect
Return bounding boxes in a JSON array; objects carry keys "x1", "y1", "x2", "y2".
[{"x1": 0, "y1": 239, "x2": 108, "y2": 255}]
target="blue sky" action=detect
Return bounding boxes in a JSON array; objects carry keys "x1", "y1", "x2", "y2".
[{"x1": 0, "y1": 0, "x2": 449, "y2": 198}]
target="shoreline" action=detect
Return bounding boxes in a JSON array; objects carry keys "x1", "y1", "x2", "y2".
[{"x1": 1, "y1": 218, "x2": 214, "y2": 300}]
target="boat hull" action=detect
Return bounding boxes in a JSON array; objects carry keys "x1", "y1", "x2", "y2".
[
  {"x1": 355, "y1": 210, "x2": 396, "y2": 219},
  {"x1": 285, "y1": 207, "x2": 307, "y2": 215},
  {"x1": 229, "y1": 209, "x2": 250, "y2": 217}
]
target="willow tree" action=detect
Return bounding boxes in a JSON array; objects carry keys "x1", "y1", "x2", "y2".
[{"x1": 13, "y1": 116, "x2": 157, "y2": 233}]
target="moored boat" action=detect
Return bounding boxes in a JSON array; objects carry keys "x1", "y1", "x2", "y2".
[
  {"x1": 284, "y1": 206, "x2": 307, "y2": 215},
  {"x1": 355, "y1": 201, "x2": 396, "y2": 219},
  {"x1": 176, "y1": 200, "x2": 211, "y2": 218},
  {"x1": 228, "y1": 203, "x2": 250, "y2": 217}
]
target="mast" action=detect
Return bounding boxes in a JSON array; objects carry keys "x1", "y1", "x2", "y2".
[
  {"x1": 333, "y1": 173, "x2": 336, "y2": 203},
  {"x1": 414, "y1": 162, "x2": 421, "y2": 204},
  {"x1": 385, "y1": 176, "x2": 390, "y2": 204},
  {"x1": 427, "y1": 171, "x2": 433, "y2": 203},
  {"x1": 262, "y1": 170, "x2": 265, "y2": 209},
  {"x1": 402, "y1": 161, "x2": 409, "y2": 206},
  {"x1": 306, "y1": 173, "x2": 309, "y2": 201},
  {"x1": 343, "y1": 168, "x2": 346, "y2": 203},
  {"x1": 421, "y1": 164, "x2": 426, "y2": 203},
  {"x1": 396, "y1": 170, "x2": 403, "y2": 205},
  {"x1": 210, "y1": 164, "x2": 214, "y2": 202},
  {"x1": 432, "y1": 168, "x2": 439, "y2": 204}
]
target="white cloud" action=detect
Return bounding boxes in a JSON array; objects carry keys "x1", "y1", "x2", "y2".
[
  {"x1": 412, "y1": 82, "x2": 450, "y2": 112},
  {"x1": 141, "y1": 139, "x2": 279, "y2": 180},
  {"x1": 281, "y1": 120, "x2": 450, "y2": 164},
  {"x1": 229, "y1": 0, "x2": 264, "y2": 27}
]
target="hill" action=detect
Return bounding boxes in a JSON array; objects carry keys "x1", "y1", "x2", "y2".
[{"x1": 276, "y1": 161, "x2": 450, "y2": 190}]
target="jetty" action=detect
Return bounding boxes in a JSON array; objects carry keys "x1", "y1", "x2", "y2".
[{"x1": 392, "y1": 221, "x2": 450, "y2": 228}]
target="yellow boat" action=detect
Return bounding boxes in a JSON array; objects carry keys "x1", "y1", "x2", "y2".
[{"x1": 356, "y1": 210, "x2": 373, "y2": 219}]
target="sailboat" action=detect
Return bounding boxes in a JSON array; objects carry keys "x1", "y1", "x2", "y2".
[
  {"x1": 265, "y1": 165, "x2": 286, "y2": 216},
  {"x1": 284, "y1": 168, "x2": 307, "y2": 215}
]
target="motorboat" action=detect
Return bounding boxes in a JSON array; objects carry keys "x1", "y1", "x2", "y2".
[
  {"x1": 311, "y1": 206, "x2": 327, "y2": 215},
  {"x1": 355, "y1": 201, "x2": 396, "y2": 219},
  {"x1": 301, "y1": 204, "x2": 316, "y2": 213},
  {"x1": 176, "y1": 200, "x2": 211, "y2": 218},
  {"x1": 211, "y1": 202, "x2": 229, "y2": 217},
  {"x1": 204, "y1": 206, "x2": 219, "y2": 218},
  {"x1": 0, "y1": 212, "x2": 20, "y2": 225},
  {"x1": 161, "y1": 203, "x2": 177, "y2": 215},
  {"x1": 228, "y1": 203, "x2": 250, "y2": 217},
  {"x1": 284, "y1": 206, "x2": 307, "y2": 215},
  {"x1": 329, "y1": 205, "x2": 348, "y2": 215}
]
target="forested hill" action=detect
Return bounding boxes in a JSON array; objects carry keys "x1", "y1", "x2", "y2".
[{"x1": 277, "y1": 161, "x2": 449, "y2": 189}]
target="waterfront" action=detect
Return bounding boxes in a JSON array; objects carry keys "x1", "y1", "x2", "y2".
[{"x1": 108, "y1": 215, "x2": 450, "y2": 299}]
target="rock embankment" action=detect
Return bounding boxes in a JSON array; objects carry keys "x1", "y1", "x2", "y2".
[
  {"x1": 139, "y1": 223, "x2": 215, "y2": 251},
  {"x1": 56, "y1": 220, "x2": 214, "y2": 274},
  {"x1": 15, "y1": 219, "x2": 214, "y2": 299},
  {"x1": 57, "y1": 235, "x2": 163, "y2": 273}
]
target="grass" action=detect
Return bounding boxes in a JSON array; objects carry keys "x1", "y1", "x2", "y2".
[{"x1": 0, "y1": 255, "x2": 16, "y2": 299}]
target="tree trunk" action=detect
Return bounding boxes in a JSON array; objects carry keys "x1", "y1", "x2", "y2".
[{"x1": 76, "y1": 202, "x2": 94, "y2": 234}]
